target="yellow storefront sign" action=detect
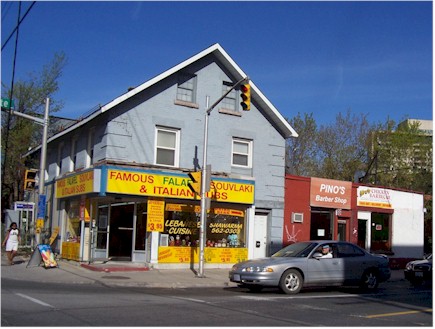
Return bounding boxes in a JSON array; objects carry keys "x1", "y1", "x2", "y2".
[
  {"x1": 106, "y1": 169, "x2": 254, "y2": 204},
  {"x1": 158, "y1": 246, "x2": 248, "y2": 263},
  {"x1": 56, "y1": 171, "x2": 95, "y2": 198},
  {"x1": 147, "y1": 199, "x2": 165, "y2": 232}
]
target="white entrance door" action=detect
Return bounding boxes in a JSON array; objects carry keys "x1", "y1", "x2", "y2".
[{"x1": 252, "y1": 214, "x2": 268, "y2": 259}]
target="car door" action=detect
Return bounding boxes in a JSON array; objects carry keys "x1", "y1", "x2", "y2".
[
  {"x1": 337, "y1": 242, "x2": 367, "y2": 284},
  {"x1": 305, "y1": 243, "x2": 345, "y2": 284}
]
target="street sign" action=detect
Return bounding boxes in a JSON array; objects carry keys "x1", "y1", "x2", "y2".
[
  {"x1": 1, "y1": 98, "x2": 14, "y2": 109},
  {"x1": 37, "y1": 194, "x2": 46, "y2": 221}
]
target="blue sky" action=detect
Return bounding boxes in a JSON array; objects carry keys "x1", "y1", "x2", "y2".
[{"x1": 1, "y1": 1, "x2": 432, "y2": 126}]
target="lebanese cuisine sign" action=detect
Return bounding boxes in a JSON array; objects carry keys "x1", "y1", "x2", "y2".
[
  {"x1": 310, "y1": 177, "x2": 352, "y2": 209},
  {"x1": 357, "y1": 186, "x2": 392, "y2": 209}
]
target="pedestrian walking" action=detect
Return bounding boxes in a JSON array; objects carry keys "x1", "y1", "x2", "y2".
[{"x1": 2, "y1": 222, "x2": 21, "y2": 265}]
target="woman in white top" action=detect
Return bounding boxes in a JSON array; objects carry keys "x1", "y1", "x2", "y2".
[{"x1": 2, "y1": 222, "x2": 21, "y2": 265}]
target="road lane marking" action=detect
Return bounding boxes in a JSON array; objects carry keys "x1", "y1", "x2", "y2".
[
  {"x1": 175, "y1": 297, "x2": 207, "y2": 303},
  {"x1": 366, "y1": 308, "x2": 432, "y2": 318},
  {"x1": 15, "y1": 293, "x2": 55, "y2": 308}
]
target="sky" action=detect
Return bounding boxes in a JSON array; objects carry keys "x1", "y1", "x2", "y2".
[{"x1": 1, "y1": 1, "x2": 433, "y2": 127}]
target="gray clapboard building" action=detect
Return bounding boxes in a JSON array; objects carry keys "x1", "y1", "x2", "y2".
[{"x1": 32, "y1": 44, "x2": 297, "y2": 268}]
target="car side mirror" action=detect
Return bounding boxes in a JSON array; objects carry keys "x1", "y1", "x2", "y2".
[{"x1": 313, "y1": 252, "x2": 322, "y2": 259}]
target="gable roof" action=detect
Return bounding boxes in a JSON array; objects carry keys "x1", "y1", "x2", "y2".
[{"x1": 32, "y1": 43, "x2": 298, "y2": 153}]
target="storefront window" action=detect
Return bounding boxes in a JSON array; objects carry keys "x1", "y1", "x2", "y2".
[
  {"x1": 206, "y1": 211, "x2": 245, "y2": 247},
  {"x1": 65, "y1": 199, "x2": 81, "y2": 242},
  {"x1": 164, "y1": 206, "x2": 200, "y2": 247},
  {"x1": 162, "y1": 204, "x2": 246, "y2": 248}
]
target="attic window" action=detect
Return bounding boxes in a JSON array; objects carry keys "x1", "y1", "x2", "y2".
[
  {"x1": 175, "y1": 73, "x2": 199, "y2": 108},
  {"x1": 220, "y1": 81, "x2": 237, "y2": 112}
]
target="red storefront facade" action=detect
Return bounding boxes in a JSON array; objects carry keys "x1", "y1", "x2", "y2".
[
  {"x1": 283, "y1": 175, "x2": 355, "y2": 246},
  {"x1": 284, "y1": 174, "x2": 425, "y2": 268}
]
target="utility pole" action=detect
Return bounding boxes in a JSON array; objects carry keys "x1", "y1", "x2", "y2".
[
  {"x1": 2, "y1": 98, "x2": 50, "y2": 246},
  {"x1": 197, "y1": 77, "x2": 248, "y2": 278}
]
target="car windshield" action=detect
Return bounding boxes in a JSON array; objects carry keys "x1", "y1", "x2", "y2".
[{"x1": 272, "y1": 242, "x2": 317, "y2": 258}]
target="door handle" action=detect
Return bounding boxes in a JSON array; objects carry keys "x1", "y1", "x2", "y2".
[{"x1": 118, "y1": 227, "x2": 134, "y2": 231}]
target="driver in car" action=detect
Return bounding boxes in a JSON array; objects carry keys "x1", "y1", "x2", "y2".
[{"x1": 319, "y1": 244, "x2": 333, "y2": 258}]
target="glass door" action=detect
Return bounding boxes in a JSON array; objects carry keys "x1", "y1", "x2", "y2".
[{"x1": 94, "y1": 205, "x2": 109, "y2": 259}]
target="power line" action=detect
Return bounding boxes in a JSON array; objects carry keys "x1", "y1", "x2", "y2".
[{"x1": 1, "y1": 1, "x2": 36, "y2": 51}]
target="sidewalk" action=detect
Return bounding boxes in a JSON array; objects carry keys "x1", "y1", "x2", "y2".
[
  {"x1": 1, "y1": 253, "x2": 238, "y2": 288},
  {"x1": 1, "y1": 253, "x2": 405, "y2": 289}
]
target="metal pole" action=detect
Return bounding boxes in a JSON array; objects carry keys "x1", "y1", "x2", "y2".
[
  {"x1": 197, "y1": 77, "x2": 248, "y2": 277},
  {"x1": 35, "y1": 98, "x2": 49, "y2": 245},
  {"x1": 198, "y1": 96, "x2": 210, "y2": 277}
]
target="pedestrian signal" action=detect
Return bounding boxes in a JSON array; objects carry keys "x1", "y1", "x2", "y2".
[{"x1": 24, "y1": 169, "x2": 37, "y2": 190}]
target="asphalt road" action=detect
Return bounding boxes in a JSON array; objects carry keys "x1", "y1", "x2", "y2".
[{"x1": 1, "y1": 277, "x2": 432, "y2": 326}]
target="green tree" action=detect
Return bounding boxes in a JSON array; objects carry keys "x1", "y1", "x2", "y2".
[
  {"x1": 286, "y1": 112, "x2": 318, "y2": 176},
  {"x1": 286, "y1": 110, "x2": 375, "y2": 181},
  {"x1": 316, "y1": 110, "x2": 375, "y2": 181},
  {"x1": 1, "y1": 52, "x2": 67, "y2": 210},
  {"x1": 368, "y1": 119, "x2": 432, "y2": 193}
]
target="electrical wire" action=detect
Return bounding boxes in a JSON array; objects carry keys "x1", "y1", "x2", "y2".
[{"x1": 1, "y1": 1, "x2": 36, "y2": 51}]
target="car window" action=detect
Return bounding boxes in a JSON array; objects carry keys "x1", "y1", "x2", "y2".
[
  {"x1": 272, "y1": 242, "x2": 317, "y2": 258},
  {"x1": 337, "y1": 243, "x2": 365, "y2": 257}
]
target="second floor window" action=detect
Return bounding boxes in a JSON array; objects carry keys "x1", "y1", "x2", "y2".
[
  {"x1": 221, "y1": 81, "x2": 237, "y2": 112},
  {"x1": 71, "y1": 137, "x2": 78, "y2": 171},
  {"x1": 176, "y1": 73, "x2": 196, "y2": 103},
  {"x1": 57, "y1": 142, "x2": 64, "y2": 176},
  {"x1": 232, "y1": 138, "x2": 253, "y2": 168},
  {"x1": 155, "y1": 127, "x2": 180, "y2": 167},
  {"x1": 87, "y1": 129, "x2": 95, "y2": 168}
]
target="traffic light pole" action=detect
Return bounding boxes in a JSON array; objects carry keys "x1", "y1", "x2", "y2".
[
  {"x1": 2, "y1": 98, "x2": 49, "y2": 246},
  {"x1": 197, "y1": 77, "x2": 248, "y2": 278}
]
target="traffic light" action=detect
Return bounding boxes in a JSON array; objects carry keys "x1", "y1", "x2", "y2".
[
  {"x1": 188, "y1": 171, "x2": 202, "y2": 194},
  {"x1": 24, "y1": 169, "x2": 37, "y2": 190},
  {"x1": 240, "y1": 83, "x2": 251, "y2": 111}
]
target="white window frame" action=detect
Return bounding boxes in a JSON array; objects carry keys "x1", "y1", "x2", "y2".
[
  {"x1": 71, "y1": 136, "x2": 78, "y2": 171},
  {"x1": 57, "y1": 142, "x2": 64, "y2": 176},
  {"x1": 155, "y1": 126, "x2": 180, "y2": 167},
  {"x1": 86, "y1": 128, "x2": 95, "y2": 168},
  {"x1": 232, "y1": 138, "x2": 253, "y2": 168}
]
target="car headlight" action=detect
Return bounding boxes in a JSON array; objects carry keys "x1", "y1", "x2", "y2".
[
  {"x1": 405, "y1": 263, "x2": 413, "y2": 271},
  {"x1": 242, "y1": 266, "x2": 274, "y2": 273}
]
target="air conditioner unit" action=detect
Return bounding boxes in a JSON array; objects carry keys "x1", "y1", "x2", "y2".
[{"x1": 291, "y1": 212, "x2": 304, "y2": 223}]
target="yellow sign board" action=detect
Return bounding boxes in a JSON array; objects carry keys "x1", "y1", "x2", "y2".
[
  {"x1": 36, "y1": 219, "x2": 44, "y2": 229},
  {"x1": 147, "y1": 199, "x2": 165, "y2": 232},
  {"x1": 158, "y1": 246, "x2": 248, "y2": 263},
  {"x1": 56, "y1": 171, "x2": 95, "y2": 198},
  {"x1": 106, "y1": 169, "x2": 254, "y2": 204}
]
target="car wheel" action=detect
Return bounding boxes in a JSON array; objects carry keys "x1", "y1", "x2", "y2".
[
  {"x1": 360, "y1": 269, "x2": 379, "y2": 290},
  {"x1": 279, "y1": 269, "x2": 303, "y2": 294}
]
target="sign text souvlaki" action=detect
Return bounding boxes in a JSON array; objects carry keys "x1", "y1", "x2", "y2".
[
  {"x1": 108, "y1": 171, "x2": 254, "y2": 197},
  {"x1": 57, "y1": 171, "x2": 94, "y2": 197}
]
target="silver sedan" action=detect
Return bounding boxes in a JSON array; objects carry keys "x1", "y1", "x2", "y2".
[{"x1": 229, "y1": 241, "x2": 391, "y2": 294}]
